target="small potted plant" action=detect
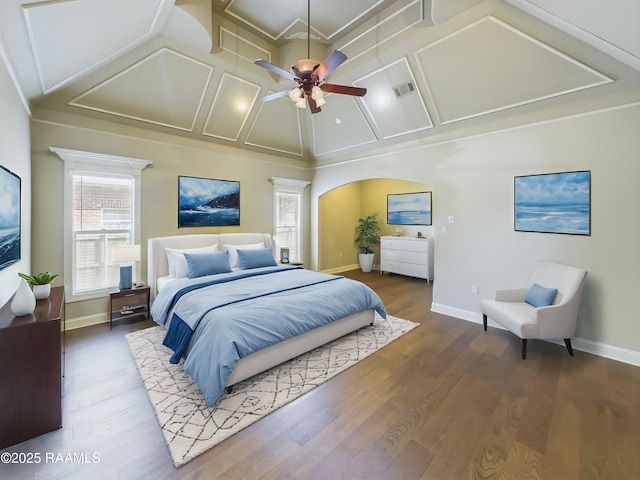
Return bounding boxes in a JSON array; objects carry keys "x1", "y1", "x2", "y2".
[
  {"x1": 355, "y1": 212, "x2": 381, "y2": 272},
  {"x1": 18, "y1": 272, "x2": 59, "y2": 300}
]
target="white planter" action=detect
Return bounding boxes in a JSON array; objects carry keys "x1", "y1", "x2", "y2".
[
  {"x1": 33, "y1": 283, "x2": 51, "y2": 300},
  {"x1": 11, "y1": 280, "x2": 36, "y2": 316},
  {"x1": 358, "y1": 253, "x2": 375, "y2": 273}
]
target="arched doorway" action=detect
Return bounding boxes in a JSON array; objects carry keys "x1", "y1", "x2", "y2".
[{"x1": 318, "y1": 178, "x2": 432, "y2": 273}]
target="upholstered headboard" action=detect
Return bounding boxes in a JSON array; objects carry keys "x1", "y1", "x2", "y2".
[{"x1": 147, "y1": 233, "x2": 273, "y2": 300}]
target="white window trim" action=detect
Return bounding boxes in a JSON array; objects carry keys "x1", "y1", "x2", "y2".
[
  {"x1": 51, "y1": 147, "x2": 152, "y2": 303},
  {"x1": 270, "y1": 177, "x2": 310, "y2": 263}
]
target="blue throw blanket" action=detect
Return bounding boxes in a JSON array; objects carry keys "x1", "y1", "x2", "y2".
[{"x1": 151, "y1": 266, "x2": 386, "y2": 406}]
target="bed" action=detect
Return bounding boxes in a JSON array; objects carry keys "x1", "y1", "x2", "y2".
[{"x1": 148, "y1": 233, "x2": 386, "y2": 406}]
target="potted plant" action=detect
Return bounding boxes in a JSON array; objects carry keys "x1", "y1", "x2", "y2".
[
  {"x1": 18, "y1": 272, "x2": 59, "y2": 300},
  {"x1": 355, "y1": 212, "x2": 381, "y2": 272}
]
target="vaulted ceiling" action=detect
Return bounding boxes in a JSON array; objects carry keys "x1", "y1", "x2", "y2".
[{"x1": 1, "y1": 0, "x2": 638, "y2": 165}]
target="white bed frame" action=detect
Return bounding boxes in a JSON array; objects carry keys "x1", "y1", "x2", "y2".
[{"x1": 147, "y1": 233, "x2": 375, "y2": 388}]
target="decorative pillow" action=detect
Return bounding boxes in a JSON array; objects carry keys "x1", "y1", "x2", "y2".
[
  {"x1": 166, "y1": 244, "x2": 218, "y2": 277},
  {"x1": 184, "y1": 250, "x2": 232, "y2": 278},
  {"x1": 224, "y1": 242, "x2": 265, "y2": 269},
  {"x1": 237, "y1": 247, "x2": 278, "y2": 270},
  {"x1": 525, "y1": 283, "x2": 558, "y2": 308}
]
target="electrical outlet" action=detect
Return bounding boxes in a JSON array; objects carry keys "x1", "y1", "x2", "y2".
[{"x1": 471, "y1": 285, "x2": 479, "y2": 294}]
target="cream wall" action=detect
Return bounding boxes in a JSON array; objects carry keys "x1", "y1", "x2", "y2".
[
  {"x1": 0, "y1": 57, "x2": 31, "y2": 307},
  {"x1": 29, "y1": 116, "x2": 312, "y2": 328},
  {"x1": 311, "y1": 105, "x2": 640, "y2": 359},
  {"x1": 318, "y1": 179, "x2": 432, "y2": 272}
]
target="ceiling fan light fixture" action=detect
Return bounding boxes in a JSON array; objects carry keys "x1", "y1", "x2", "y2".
[
  {"x1": 295, "y1": 97, "x2": 306, "y2": 109},
  {"x1": 288, "y1": 87, "x2": 303, "y2": 101},
  {"x1": 315, "y1": 96, "x2": 327, "y2": 107},
  {"x1": 292, "y1": 58, "x2": 320, "y2": 73},
  {"x1": 311, "y1": 85, "x2": 324, "y2": 100}
]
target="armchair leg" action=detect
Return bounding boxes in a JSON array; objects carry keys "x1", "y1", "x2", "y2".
[
  {"x1": 482, "y1": 314, "x2": 487, "y2": 331},
  {"x1": 564, "y1": 338, "x2": 575, "y2": 356},
  {"x1": 521, "y1": 339, "x2": 528, "y2": 359}
]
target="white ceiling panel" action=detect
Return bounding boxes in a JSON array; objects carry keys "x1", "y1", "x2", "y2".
[
  {"x1": 415, "y1": 16, "x2": 614, "y2": 124},
  {"x1": 225, "y1": 0, "x2": 386, "y2": 41},
  {"x1": 355, "y1": 57, "x2": 432, "y2": 139},
  {"x1": 245, "y1": 96, "x2": 304, "y2": 156},
  {"x1": 69, "y1": 48, "x2": 213, "y2": 132},
  {"x1": 312, "y1": 95, "x2": 377, "y2": 157},
  {"x1": 23, "y1": 0, "x2": 165, "y2": 93},
  {"x1": 203, "y1": 73, "x2": 260, "y2": 141}
]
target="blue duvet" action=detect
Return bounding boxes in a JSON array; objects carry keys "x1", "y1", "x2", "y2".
[{"x1": 151, "y1": 266, "x2": 386, "y2": 406}]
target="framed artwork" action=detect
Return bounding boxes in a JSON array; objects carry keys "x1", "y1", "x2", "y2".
[
  {"x1": 387, "y1": 191, "x2": 432, "y2": 226},
  {"x1": 0, "y1": 165, "x2": 21, "y2": 270},
  {"x1": 178, "y1": 176, "x2": 240, "y2": 227},
  {"x1": 514, "y1": 170, "x2": 591, "y2": 235}
]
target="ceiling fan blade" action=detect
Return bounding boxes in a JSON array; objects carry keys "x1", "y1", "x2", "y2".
[
  {"x1": 259, "y1": 90, "x2": 291, "y2": 102},
  {"x1": 321, "y1": 83, "x2": 367, "y2": 97},
  {"x1": 308, "y1": 96, "x2": 322, "y2": 114},
  {"x1": 313, "y1": 50, "x2": 347, "y2": 83},
  {"x1": 254, "y1": 59, "x2": 297, "y2": 81}
]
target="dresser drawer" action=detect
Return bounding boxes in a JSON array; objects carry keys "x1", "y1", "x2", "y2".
[
  {"x1": 403, "y1": 240, "x2": 430, "y2": 253},
  {"x1": 381, "y1": 248, "x2": 401, "y2": 262},
  {"x1": 381, "y1": 238, "x2": 401, "y2": 250},
  {"x1": 401, "y1": 250, "x2": 428, "y2": 265},
  {"x1": 401, "y1": 262, "x2": 428, "y2": 279},
  {"x1": 381, "y1": 260, "x2": 401, "y2": 273}
]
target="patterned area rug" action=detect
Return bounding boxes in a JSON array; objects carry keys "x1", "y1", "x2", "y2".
[{"x1": 125, "y1": 313, "x2": 418, "y2": 467}]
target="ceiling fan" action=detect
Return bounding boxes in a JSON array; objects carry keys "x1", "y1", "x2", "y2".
[{"x1": 254, "y1": 0, "x2": 367, "y2": 114}]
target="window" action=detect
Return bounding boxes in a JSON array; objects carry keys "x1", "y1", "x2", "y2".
[
  {"x1": 52, "y1": 148, "x2": 152, "y2": 301},
  {"x1": 271, "y1": 177, "x2": 310, "y2": 264},
  {"x1": 71, "y1": 174, "x2": 133, "y2": 294}
]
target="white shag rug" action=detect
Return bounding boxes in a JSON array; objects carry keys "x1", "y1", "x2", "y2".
[{"x1": 125, "y1": 313, "x2": 418, "y2": 467}]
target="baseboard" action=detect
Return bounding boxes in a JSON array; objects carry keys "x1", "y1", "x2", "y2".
[
  {"x1": 321, "y1": 264, "x2": 361, "y2": 274},
  {"x1": 65, "y1": 313, "x2": 108, "y2": 331},
  {"x1": 431, "y1": 302, "x2": 640, "y2": 367}
]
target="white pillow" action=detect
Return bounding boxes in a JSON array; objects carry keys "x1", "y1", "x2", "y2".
[
  {"x1": 224, "y1": 242, "x2": 265, "y2": 269},
  {"x1": 166, "y1": 245, "x2": 218, "y2": 277}
]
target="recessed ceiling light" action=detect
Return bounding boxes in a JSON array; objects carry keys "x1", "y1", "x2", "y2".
[{"x1": 334, "y1": 118, "x2": 342, "y2": 125}]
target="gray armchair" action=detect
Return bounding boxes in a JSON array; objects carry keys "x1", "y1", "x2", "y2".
[{"x1": 480, "y1": 261, "x2": 588, "y2": 359}]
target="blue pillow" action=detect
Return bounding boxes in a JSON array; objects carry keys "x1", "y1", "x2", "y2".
[
  {"x1": 525, "y1": 283, "x2": 558, "y2": 307},
  {"x1": 237, "y1": 247, "x2": 278, "y2": 269},
  {"x1": 184, "y1": 250, "x2": 232, "y2": 278}
]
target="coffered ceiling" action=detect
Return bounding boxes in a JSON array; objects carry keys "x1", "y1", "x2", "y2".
[{"x1": 1, "y1": 0, "x2": 638, "y2": 164}]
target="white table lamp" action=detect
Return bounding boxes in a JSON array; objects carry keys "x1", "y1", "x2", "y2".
[{"x1": 112, "y1": 244, "x2": 140, "y2": 290}]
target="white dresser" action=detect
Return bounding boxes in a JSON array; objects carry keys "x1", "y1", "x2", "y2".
[{"x1": 380, "y1": 236, "x2": 434, "y2": 283}]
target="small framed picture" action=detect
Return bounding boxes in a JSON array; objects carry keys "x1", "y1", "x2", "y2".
[{"x1": 280, "y1": 247, "x2": 290, "y2": 263}]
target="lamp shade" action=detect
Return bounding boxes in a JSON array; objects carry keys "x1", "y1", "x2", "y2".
[{"x1": 112, "y1": 244, "x2": 140, "y2": 264}]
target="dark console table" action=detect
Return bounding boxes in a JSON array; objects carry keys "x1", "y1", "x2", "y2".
[{"x1": 0, "y1": 285, "x2": 65, "y2": 449}]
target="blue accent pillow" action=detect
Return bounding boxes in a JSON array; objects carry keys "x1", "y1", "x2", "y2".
[
  {"x1": 184, "y1": 250, "x2": 232, "y2": 278},
  {"x1": 525, "y1": 283, "x2": 558, "y2": 307},
  {"x1": 237, "y1": 247, "x2": 278, "y2": 269}
]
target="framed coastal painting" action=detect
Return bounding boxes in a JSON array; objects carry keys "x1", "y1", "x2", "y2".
[
  {"x1": 0, "y1": 165, "x2": 21, "y2": 270},
  {"x1": 178, "y1": 176, "x2": 240, "y2": 227},
  {"x1": 387, "y1": 191, "x2": 432, "y2": 226},
  {"x1": 514, "y1": 170, "x2": 591, "y2": 235}
]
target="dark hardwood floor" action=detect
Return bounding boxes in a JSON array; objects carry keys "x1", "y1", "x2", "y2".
[{"x1": 1, "y1": 270, "x2": 638, "y2": 479}]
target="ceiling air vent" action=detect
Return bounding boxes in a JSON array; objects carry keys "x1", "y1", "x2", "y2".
[{"x1": 393, "y1": 81, "x2": 415, "y2": 98}]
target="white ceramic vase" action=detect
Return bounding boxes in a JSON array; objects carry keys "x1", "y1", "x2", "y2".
[
  {"x1": 358, "y1": 253, "x2": 375, "y2": 273},
  {"x1": 32, "y1": 283, "x2": 51, "y2": 300},
  {"x1": 11, "y1": 279, "x2": 36, "y2": 316}
]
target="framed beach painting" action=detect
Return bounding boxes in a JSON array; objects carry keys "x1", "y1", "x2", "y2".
[
  {"x1": 387, "y1": 191, "x2": 432, "y2": 226},
  {"x1": 514, "y1": 170, "x2": 591, "y2": 235},
  {"x1": 178, "y1": 176, "x2": 240, "y2": 227},
  {"x1": 0, "y1": 165, "x2": 21, "y2": 270}
]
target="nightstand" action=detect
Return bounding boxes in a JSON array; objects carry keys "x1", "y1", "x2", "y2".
[{"x1": 108, "y1": 285, "x2": 150, "y2": 330}]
